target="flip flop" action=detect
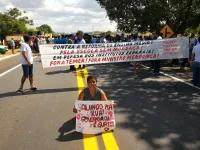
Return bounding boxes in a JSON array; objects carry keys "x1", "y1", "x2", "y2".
[
  {"x1": 17, "y1": 89, "x2": 23, "y2": 92},
  {"x1": 30, "y1": 87, "x2": 37, "y2": 91}
]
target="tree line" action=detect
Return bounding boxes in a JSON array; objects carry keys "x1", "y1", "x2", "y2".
[
  {"x1": 0, "y1": 8, "x2": 53, "y2": 39},
  {"x1": 96, "y1": 0, "x2": 200, "y2": 34}
]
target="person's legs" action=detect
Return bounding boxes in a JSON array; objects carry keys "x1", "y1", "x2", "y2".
[
  {"x1": 28, "y1": 64, "x2": 37, "y2": 90},
  {"x1": 154, "y1": 60, "x2": 160, "y2": 73},
  {"x1": 12, "y1": 46, "x2": 14, "y2": 54},
  {"x1": 150, "y1": 60, "x2": 154, "y2": 69},
  {"x1": 137, "y1": 62, "x2": 141, "y2": 73},
  {"x1": 133, "y1": 63, "x2": 137, "y2": 74},
  {"x1": 193, "y1": 62, "x2": 198, "y2": 86},
  {"x1": 70, "y1": 65, "x2": 75, "y2": 70},
  {"x1": 180, "y1": 58, "x2": 187, "y2": 69},
  {"x1": 18, "y1": 65, "x2": 28, "y2": 91}
]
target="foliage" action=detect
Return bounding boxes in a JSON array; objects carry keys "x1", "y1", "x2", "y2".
[
  {"x1": 27, "y1": 27, "x2": 38, "y2": 33},
  {"x1": 36, "y1": 24, "x2": 53, "y2": 33},
  {"x1": 0, "y1": 8, "x2": 33, "y2": 37},
  {"x1": 96, "y1": 0, "x2": 200, "y2": 34},
  {"x1": 106, "y1": 30, "x2": 112, "y2": 35},
  {"x1": 76, "y1": 30, "x2": 84, "y2": 35}
]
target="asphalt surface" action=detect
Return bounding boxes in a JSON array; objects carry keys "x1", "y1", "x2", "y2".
[
  {"x1": 0, "y1": 56, "x2": 200, "y2": 150},
  {"x1": 0, "y1": 54, "x2": 21, "y2": 74}
]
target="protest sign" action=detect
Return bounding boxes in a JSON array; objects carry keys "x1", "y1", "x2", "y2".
[
  {"x1": 75, "y1": 100, "x2": 115, "y2": 134},
  {"x1": 39, "y1": 37, "x2": 189, "y2": 68}
]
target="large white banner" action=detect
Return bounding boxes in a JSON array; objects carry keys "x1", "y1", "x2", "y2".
[
  {"x1": 39, "y1": 37, "x2": 189, "y2": 68},
  {"x1": 75, "y1": 100, "x2": 115, "y2": 134}
]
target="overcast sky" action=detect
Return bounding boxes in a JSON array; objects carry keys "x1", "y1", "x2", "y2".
[{"x1": 0, "y1": 0, "x2": 117, "y2": 33}]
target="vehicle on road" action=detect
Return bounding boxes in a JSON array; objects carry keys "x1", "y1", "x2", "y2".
[
  {"x1": 0, "y1": 45, "x2": 8, "y2": 54},
  {"x1": 5, "y1": 35, "x2": 24, "y2": 48}
]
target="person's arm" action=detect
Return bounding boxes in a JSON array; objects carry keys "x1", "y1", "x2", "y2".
[
  {"x1": 73, "y1": 90, "x2": 84, "y2": 113},
  {"x1": 22, "y1": 51, "x2": 31, "y2": 66},
  {"x1": 101, "y1": 91, "x2": 108, "y2": 101},
  {"x1": 78, "y1": 90, "x2": 84, "y2": 100}
]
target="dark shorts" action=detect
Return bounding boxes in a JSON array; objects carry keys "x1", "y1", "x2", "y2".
[{"x1": 22, "y1": 64, "x2": 33, "y2": 78}]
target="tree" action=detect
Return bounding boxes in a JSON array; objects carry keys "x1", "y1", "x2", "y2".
[
  {"x1": 5, "y1": 8, "x2": 33, "y2": 25},
  {"x1": 76, "y1": 30, "x2": 84, "y2": 35},
  {"x1": 106, "y1": 30, "x2": 112, "y2": 35},
  {"x1": 96, "y1": 0, "x2": 200, "y2": 34},
  {"x1": 0, "y1": 13, "x2": 27, "y2": 37},
  {"x1": 0, "y1": 8, "x2": 33, "y2": 38},
  {"x1": 36, "y1": 24, "x2": 53, "y2": 33},
  {"x1": 27, "y1": 27, "x2": 38, "y2": 33}
]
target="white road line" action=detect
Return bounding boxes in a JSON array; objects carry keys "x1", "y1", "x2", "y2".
[
  {"x1": 0, "y1": 53, "x2": 20, "y2": 62},
  {"x1": 142, "y1": 65, "x2": 200, "y2": 90},
  {"x1": 0, "y1": 56, "x2": 38, "y2": 78}
]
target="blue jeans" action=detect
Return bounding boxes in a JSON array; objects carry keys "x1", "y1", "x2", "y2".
[{"x1": 192, "y1": 61, "x2": 200, "y2": 86}]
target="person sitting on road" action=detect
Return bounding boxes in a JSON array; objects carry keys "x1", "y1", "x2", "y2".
[{"x1": 73, "y1": 75, "x2": 115, "y2": 113}]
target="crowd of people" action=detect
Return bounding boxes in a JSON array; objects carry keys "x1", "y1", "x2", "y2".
[{"x1": 17, "y1": 30, "x2": 200, "y2": 91}]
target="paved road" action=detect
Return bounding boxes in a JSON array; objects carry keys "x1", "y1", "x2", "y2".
[
  {"x1": 0, "y1": 54, "x2": 21, "y2": 74},
  {"x1": 0, "y1": 56, "x2": 200, "y2": 150}
]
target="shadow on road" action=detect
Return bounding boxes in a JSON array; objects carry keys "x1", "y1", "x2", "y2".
[
  {"x1": 45, "y1": 69, "x2": 74, "y2": 75},
  {"x1": 87, "y1": 62, "x2": 200, "y2": 150},
  {"x1": 0, "y1": 87, "x2": 82, "y2": 99},
  {"x1": 56, "y1": 117, "x2": 82, "y2": 142},
  {"x1": 56, "y1": 117, "x2": 98, "y2": 142}
]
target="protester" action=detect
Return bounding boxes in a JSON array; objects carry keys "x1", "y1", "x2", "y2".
[
  {"x1": 68, "y1": 34, "x2": 76, "y2": 71},
  {"x1": 130, "y1": 34, "x2": 141, "y2": 74},
  {"x1": 190, "y1": 36, "x2": 200, "y2": 87},
  {"x1": 10, "y1": 38, "x2": 15, "y2": 54},
  {"x1": 151, "y1": 32, "x2": 162, "y2": 75},
  {"x1": 75, "y1": 32, "x2": 86, "y2": 69},
  {"x1": 73, "y1": 75, "x2": 116, "y2": 113},
  {"x1": 17, "y1": 35, "x2": 37, "y2": 92}
]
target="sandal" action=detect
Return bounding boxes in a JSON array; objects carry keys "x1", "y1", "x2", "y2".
[
  {"x1": 17, "y1": 88, "x2": 23, "y2": 92},
  {"x1": 30, "y1": 87, "x2": 37, "y2": 91}
]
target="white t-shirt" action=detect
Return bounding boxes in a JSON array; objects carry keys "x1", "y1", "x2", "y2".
[
  {"x1": 192, "y1": 44, "x2": 200, "y2": 62},
  {"x1": 20, "y1": 43, "x2": 33, "y2": 64},
  {"x1": 79, "y1": 39, "x2": 86, "y2": 44}
]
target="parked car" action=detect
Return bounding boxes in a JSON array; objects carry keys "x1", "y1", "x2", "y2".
[{"x1": 0, "y1": 45, "x2": 8, "y2": 54}]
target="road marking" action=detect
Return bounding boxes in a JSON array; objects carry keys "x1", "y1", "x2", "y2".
[
  {"x1": 76, "y1": 69, "x2": 99, "y2": 150},
  {"x1": 0, "y1": 64, "x2": 21, "y2": 78},
  {"x1": 0, "y1": 53, "x2": 20, "y2": 62},
  {"x1": 83, "y1": 68, "x2": 89, "y2": 83},
  {"x1": 142, "y1": 65, "x2": 200, "y2": 90},
  {"x1": 76, "y1": 68, "x2": 119, "y2": 150},
  {"x1": 102, "y1": 131, "x2": 119, "y2": 150},
  {"x1": 0, "y1": 56, "x2": 38, "y2": 78}
]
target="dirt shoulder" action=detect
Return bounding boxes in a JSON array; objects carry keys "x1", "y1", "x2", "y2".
[{"x1": 0, "y1": 49, "x2": 20, "y2": 58}]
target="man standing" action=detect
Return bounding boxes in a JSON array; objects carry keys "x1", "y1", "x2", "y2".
[
  {"x1": 190, "y1": 37, "x2": 200, "y2": 87},
  {"x1": 68, "y1": 34, "x2": 76, "y2": 71},
  {"x1": 75, "y1": 32, "x2": 86, "y2": 69},
  {"x1": 151, "y1": 32, "x2": 162, "y2": 75},
  {"x1": 17, "y1": 35, "x2": 37, "y2": 92},
  {"x1": 10, "y1": 38, "x2": 15, "y2": 54}
]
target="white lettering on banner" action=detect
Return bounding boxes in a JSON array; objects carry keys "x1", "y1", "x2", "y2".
[
  {"x1": 39, "y1": 37, "x2": 189, "y2": 68},
  {"x1": 75, "y1": 100, "x2": 115, "y2": 134}
]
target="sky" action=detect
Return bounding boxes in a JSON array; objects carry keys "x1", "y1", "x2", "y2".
[{"x1": 0, "y1": 0, "x2": 117, "y2": 33}]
